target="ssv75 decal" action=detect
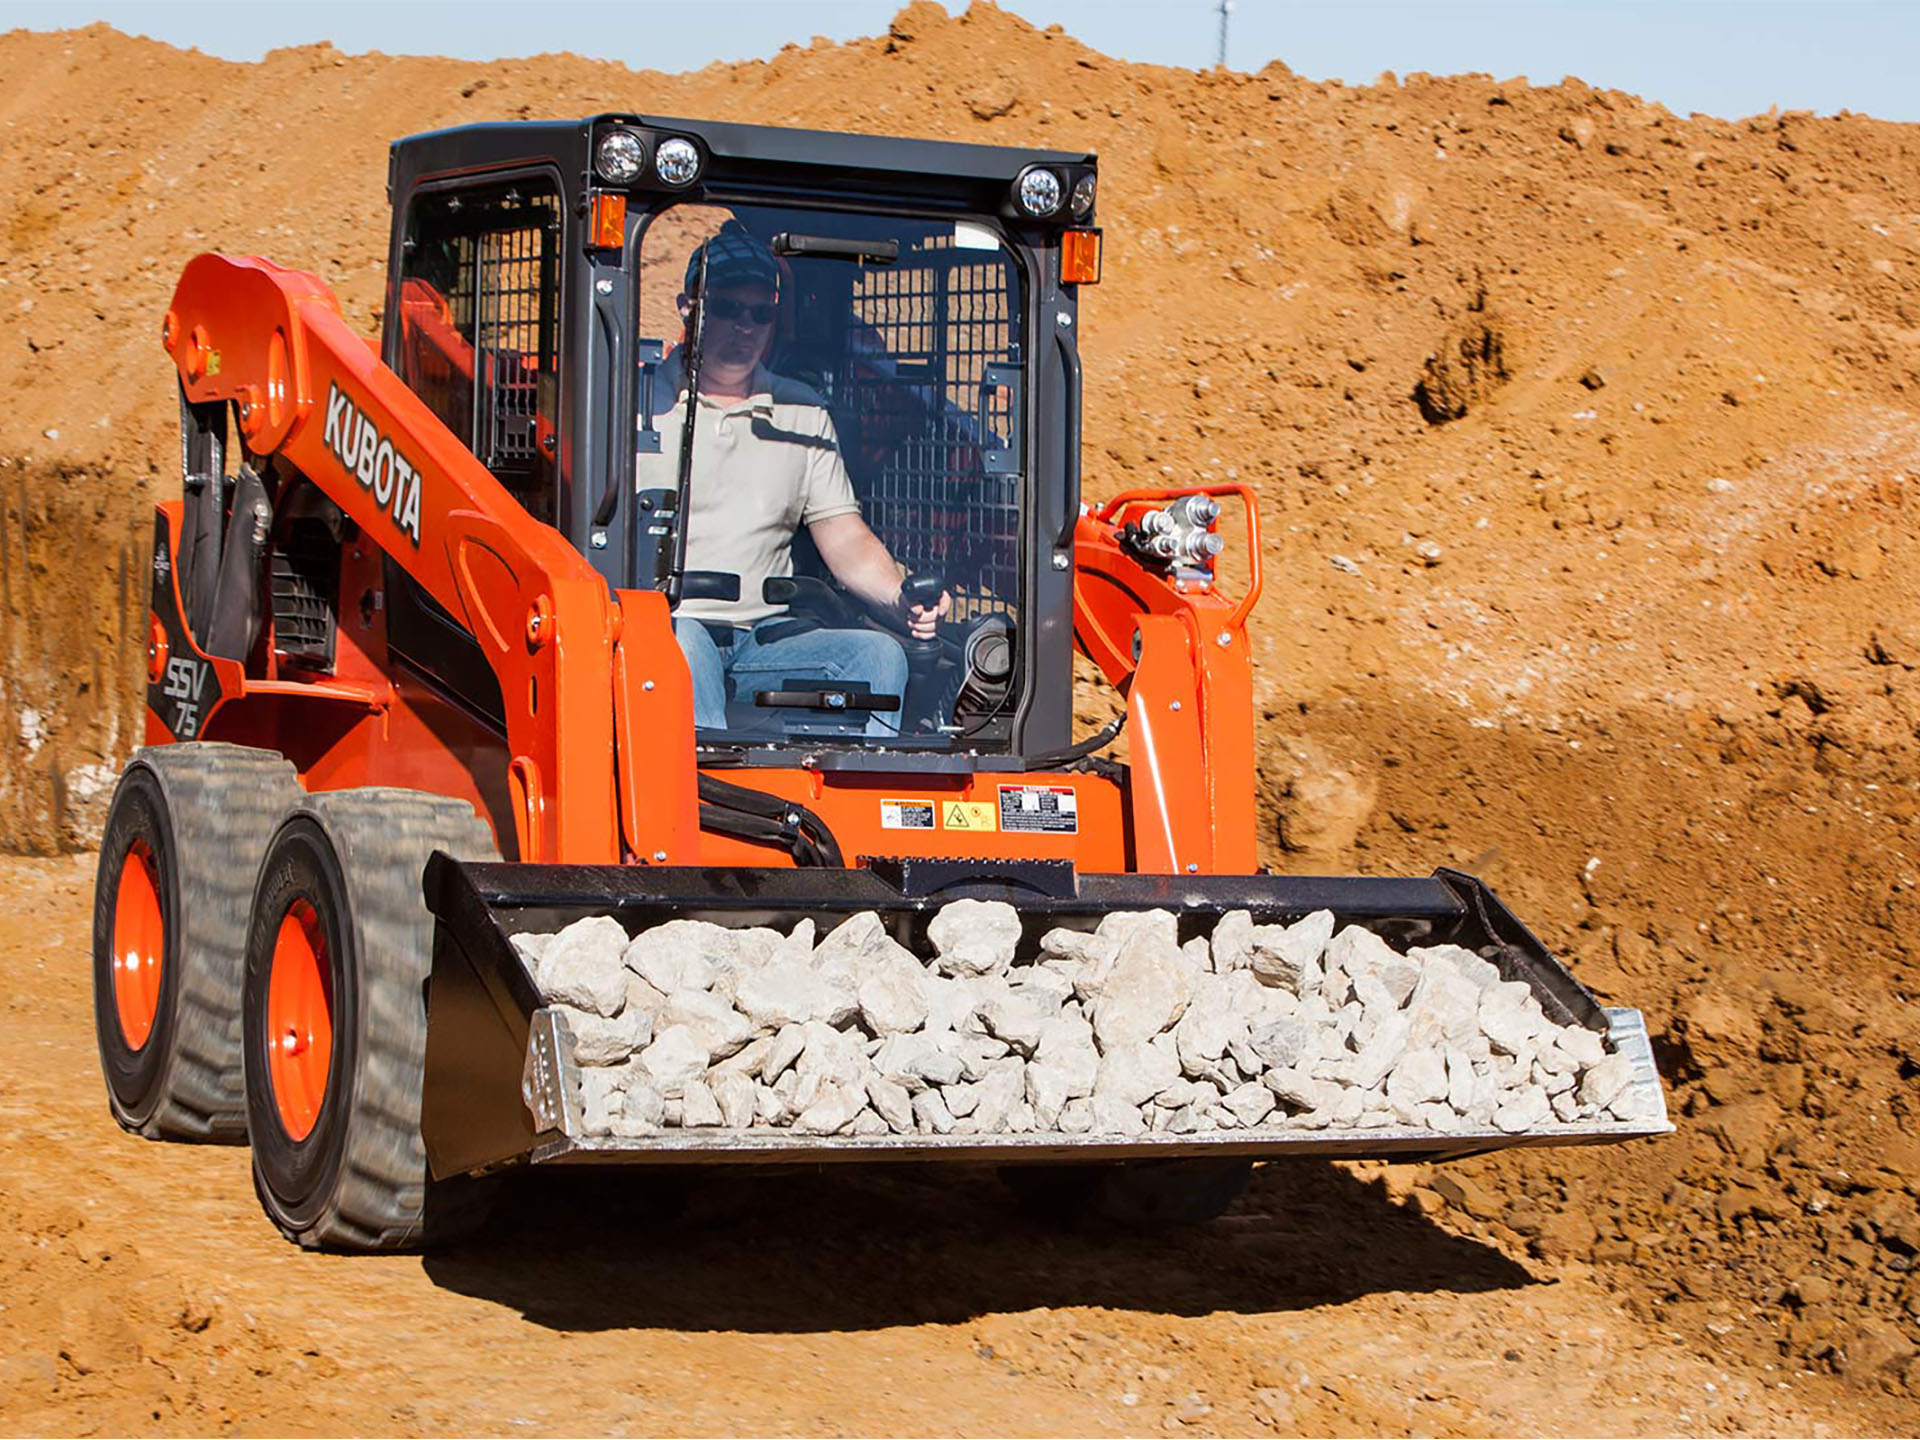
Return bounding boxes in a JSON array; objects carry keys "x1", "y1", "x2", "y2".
[
  {"x1": 160, "y1": 655, "x2": 209, "y2": 738},
  {"x1": 322, "y1": 382, "x2": 423, "y2": 546}
]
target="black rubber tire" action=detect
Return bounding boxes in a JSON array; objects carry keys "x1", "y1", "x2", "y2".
[
  {"x1": 92, "y1": 743, "x2": 302, "y2": 1141},
  {"x1": 999, "y1": 1158, "x2": 1255, "y2": 1229},
  {"x1": 242, "y1": 788, "x2": 498, "y2": 1252}
]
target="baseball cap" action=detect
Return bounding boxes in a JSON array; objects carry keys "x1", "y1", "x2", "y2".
[{"x1": 684, "y1": 219, "x2": 780, "y2": 295}]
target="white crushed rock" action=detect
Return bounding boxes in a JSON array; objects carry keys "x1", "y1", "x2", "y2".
[{"x1": 519, "y1": 905, "x2": 1650, "y2": 1140}]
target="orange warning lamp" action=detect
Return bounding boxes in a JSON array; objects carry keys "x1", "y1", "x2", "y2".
[
  {"x1": 1062, "y1": 229, "x2": 1102, "y2": 285},
  {"x1": 589, "y1": 193, "x2": 627, "y2": 251}
]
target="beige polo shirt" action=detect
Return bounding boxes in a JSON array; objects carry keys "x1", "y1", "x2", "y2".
[{"x1": 638, "y1": 360, "x2": 862, "y2": 626}]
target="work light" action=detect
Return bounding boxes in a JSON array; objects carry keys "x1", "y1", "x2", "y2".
[
  {"x1": 594, "y1": 129, "x2": 647, "y2": 184},
  {"x1": 1016, "y1": 167, "x2": 1063, "y2": 218}
]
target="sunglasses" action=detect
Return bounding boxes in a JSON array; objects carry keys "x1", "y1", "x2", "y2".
[{"x1": 704, "y1": 296, "x2": 777, "y2": 325}]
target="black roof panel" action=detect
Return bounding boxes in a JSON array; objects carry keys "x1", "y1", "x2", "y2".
[
  {"x1": 633, "y1": 113, "x2": 1092, "y2": 175},
  {"x1": 389, "y1": 113, "x2": 1093, "y2": 184}
]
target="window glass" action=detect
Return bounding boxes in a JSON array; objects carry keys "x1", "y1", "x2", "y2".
[
  {"x1": 636, "y1": 202, "x2": 1025, "y2": 748},
  {"x1": 398, "y1": 181, "x2": 563, "y2": 522}
]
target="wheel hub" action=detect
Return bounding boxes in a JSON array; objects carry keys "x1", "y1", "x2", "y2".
[
  {"x1": 110, "y1": 839, "x2": 164, "y2": 1051},
  {"x1": 266, "y1": 898, "x2": 333, "y2": 1142}
]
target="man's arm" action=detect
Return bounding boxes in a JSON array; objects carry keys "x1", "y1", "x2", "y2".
[{"x1": 808, "y1": 512, "x2": 951, "y2": 639}]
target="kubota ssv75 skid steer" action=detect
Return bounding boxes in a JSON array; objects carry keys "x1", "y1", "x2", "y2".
[{"x1": 93, "y1": 115, "x2": 1668, "y2": 1251}]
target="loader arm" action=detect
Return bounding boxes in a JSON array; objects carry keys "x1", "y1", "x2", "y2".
[
  {"x1": 1072, "y1": 483, "x2": 1264, "y2": 874},
  {"x1": 163, "y1": 252, "x2": 691, "y2": 864}
]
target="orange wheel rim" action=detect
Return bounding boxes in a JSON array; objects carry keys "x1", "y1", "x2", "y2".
[
  {"x1": 110, "y1": 839, "x2": 164, "y2": 1051},
  {"x1": 266, "y1": 898, "x2": 333, "y2": 1142}
]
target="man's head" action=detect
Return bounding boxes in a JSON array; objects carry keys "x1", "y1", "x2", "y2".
[{"x1": 680, "y1": 221, "x2": 780, "y2": 392}]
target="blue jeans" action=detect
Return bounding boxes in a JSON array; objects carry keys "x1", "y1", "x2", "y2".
[{"x1": 674, "y1": 617, "x2": 909, "y2": 738}]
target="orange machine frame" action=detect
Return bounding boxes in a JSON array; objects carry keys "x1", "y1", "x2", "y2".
[{"x1": 154, "y1": 254, "x2": 1263, "y2": 876}]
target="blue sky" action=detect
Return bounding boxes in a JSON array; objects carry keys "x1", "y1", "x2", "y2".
[{"x1": 5, "y1": 1, "x2": 1918, "y2": 124}]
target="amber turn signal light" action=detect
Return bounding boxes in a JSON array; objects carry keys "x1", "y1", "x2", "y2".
[
  {"x1": 1062, "y1": 228, "x2": 1102, "y2": 285},
  {"x1": 589, "y1": 193, "x2": 627, "y2": 251}
]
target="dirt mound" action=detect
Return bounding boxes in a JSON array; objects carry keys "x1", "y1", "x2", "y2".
[
  {"x1": 1, "y1": 0, "x2": 1918, "y2": 1424},
  {"x1": 0, "y1": 461, "x2": 149, "y2": 851}
]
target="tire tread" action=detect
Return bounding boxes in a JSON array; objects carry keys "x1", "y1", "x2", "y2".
[
  {"x1": 265, "y1": 788, "x2": 496, "y2": 1252},
  {"x1": 120, "y1": 743, "x2": 301, "y2": 1141}
]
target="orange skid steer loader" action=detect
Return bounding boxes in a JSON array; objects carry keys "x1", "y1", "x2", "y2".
[{"x1": 94, "y1": 116, "x2": 1668, "y2": 1251}]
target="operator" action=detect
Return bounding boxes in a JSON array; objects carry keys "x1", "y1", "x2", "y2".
[{"x1": 641, "y1": 221, "x2": 950, "y2": 737}]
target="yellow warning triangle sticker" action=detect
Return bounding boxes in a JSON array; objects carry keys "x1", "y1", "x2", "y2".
[{"x1": 940, "y1": 800, "x2": 998, "y2": 830}]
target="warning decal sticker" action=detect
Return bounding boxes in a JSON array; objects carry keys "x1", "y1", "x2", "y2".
[
  {"x1": 880, "y1": 799, "x2": 936, "y2": 830},
  {"x1": 998, "y1": 784, "x2": 1079, "y2": 834},
  {"x1": 940, "y1": 800, "x2": 998, "y2": 831}
]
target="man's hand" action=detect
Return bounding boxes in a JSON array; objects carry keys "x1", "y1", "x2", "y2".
[
  {"x1": 904, "y1": 588, "x2": 952, "y2": 641},
  {"x1": 811, "y1": 513, "x2": 953, "y2": 639}
]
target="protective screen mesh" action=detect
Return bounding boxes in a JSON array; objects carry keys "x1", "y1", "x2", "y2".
[
  {"x1": 398, "y1": 188, "x2": 561, "y2": 521},
  {"x1": 469, "y1": 202, "x2": 559, "y2": 475},
  {"x1": 844, "y1": 240, "x2": 1021, "y2": 625}
]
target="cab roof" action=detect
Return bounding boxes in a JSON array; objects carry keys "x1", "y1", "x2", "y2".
[{"x1": 387, "y1": 114, "x2": 1096, "y2": 218}]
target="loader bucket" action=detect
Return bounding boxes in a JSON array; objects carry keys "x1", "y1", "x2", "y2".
[{"x1": 418, "y1": 857, "x2": 1670, "y2": 1181}]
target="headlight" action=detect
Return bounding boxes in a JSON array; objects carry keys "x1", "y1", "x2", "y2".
[
  {"x1": 1016, "y1": 167, "x2": 1063, "y2": 218},
  {"x1": 655, "y1": 137, "x2": 702, "y2": 187},
  {"x1": 594, "y1": 129, "x2": 647, "y2": 184},
  {"x1": 1070, "y1": 173, "x2": 1096, "y2": 219}
]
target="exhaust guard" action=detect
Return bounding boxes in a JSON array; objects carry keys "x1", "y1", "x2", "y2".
[{"x1": 420, "y1": 857, "x2": 1670, "y2": 1180}]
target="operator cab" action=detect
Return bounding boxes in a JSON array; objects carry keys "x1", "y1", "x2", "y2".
[
  {"x1": 382, "y1": 116, "x2": 1099, "y2": 760},
  {"x1": 635, "y1": 203, "x2": 1024, "y2": 747}
]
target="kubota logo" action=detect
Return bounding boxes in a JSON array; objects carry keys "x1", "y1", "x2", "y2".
[{"x1": 322, "y1": 383, "x2": 423, "y2": 546}]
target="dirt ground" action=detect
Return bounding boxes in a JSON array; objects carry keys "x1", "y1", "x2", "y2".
[
  {"x1": 2, "y1": 1, "x2": 1919, "y2": 1434},
  {"x1": 0, "y1": 854, "x2": 1900, "y2": 1436}
]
